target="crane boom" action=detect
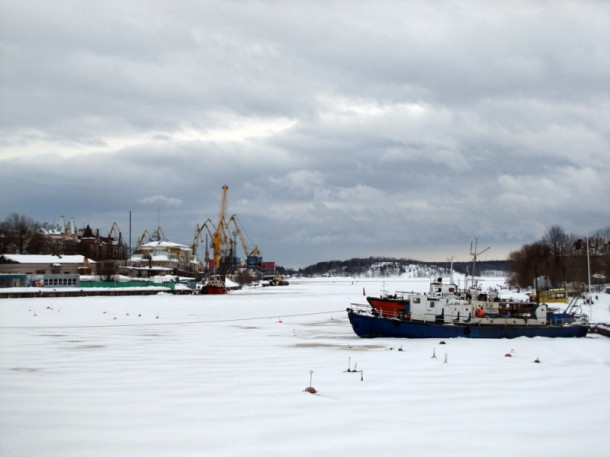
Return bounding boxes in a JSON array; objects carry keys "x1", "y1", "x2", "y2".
[
  {"x1": 228, "y1": 214, "x2": 261, "y2": 259},
  {"x1": 192, "y1": 218, "x2": 216, "y2": 257},
  {"x1": 152, "y1": 226, "x2": 167, "y2": 242},
  {"x1": 137, "y1": 229, "x2": 150, "y2": 247},
  {"x1": 108, "y1": 222, "x2": 122, "y2": 241},
  {"x1": 469, "y1": 237, "x2": 490, "y2": 281}
]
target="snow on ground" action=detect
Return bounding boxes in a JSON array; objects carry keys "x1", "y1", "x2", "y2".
[{"x1": 0, "y1": 277, "x2": 608, "y2": 457}]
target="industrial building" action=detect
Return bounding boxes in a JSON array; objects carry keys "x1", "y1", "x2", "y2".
[{"x1": 0, "y1": 254, "x2": 93, "y2": 288}]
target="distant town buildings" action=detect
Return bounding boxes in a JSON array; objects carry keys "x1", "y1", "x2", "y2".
[{"x1": 122, "y1": 239, "x2": 201, "y2": 278}]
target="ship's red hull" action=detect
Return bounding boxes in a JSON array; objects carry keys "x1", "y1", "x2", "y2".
[{"x1": 201, "y1": 283, "x2": 226, "y2": 294}]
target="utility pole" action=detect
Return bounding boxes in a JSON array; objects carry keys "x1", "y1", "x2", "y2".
[{"x1": 129, "y1": 211, "x2": 132, "y2": 258}]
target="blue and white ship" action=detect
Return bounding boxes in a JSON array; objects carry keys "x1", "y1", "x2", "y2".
[{"x1": 347, "y1": 279, "x2": 589, "y2": 339}]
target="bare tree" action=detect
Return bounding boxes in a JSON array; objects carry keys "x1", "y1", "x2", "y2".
[
  {"x1": 1, "y1": 213, "x2": 40, "y2": 254},
  {"x1": 544, "y1": 225, "x2": 568, "y2": 258},
  {"x1": 509, "y1": 225, "x2": 610, "y2": 288},
  {"x1": 0, "y1": 219, "x2": 9, "y2": 253},
  {"x1": 508, "y1": 241, "x2": 551, "y2": 288},
  {"x1": 543, "y1": 225, "x2": 569, "y2": 284}
]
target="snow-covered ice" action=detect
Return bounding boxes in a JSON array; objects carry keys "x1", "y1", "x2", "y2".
[{"x1": 1, "y1": 277, "x2": 608, "y2": 457}]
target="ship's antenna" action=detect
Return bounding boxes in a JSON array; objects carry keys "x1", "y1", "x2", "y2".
[{"x1": 586, "y1": 234, "x2": 592, "y2": 318}]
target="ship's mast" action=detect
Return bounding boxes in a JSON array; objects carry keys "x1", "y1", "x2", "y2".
[
  {"x1": 469, "y1": 238, "x2": 489, "y2": 287},
  {"x1": 447, "y1": 256, "x2": 455, "y2": 285}
]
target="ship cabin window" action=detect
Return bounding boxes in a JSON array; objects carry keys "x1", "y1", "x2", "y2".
[
  {"x1": 429, "y1": 303, "x2": 435, "y2": 308},
  {"x1": 413, "y1": 297, "x2": 421, "y2": 304}
]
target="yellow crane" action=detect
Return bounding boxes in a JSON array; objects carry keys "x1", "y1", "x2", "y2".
[
  {"x1": 207, "y1": 185, "x2": 262, "y2": 272},
  {"x1": 213, "y1": 185, "x2": 230, "y2": 270}
]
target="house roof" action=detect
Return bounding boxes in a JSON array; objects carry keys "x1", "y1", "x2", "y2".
[
  {"x1": 141, "y1": 241, "x2": 188, "y2": 249},
  {"x1": 0, "y1": 254, "x2": 94, "y2": 264}
]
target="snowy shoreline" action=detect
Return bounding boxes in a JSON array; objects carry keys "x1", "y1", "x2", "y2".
[{"x1": 1, "y1": 276, "x2": 609, "y2": 456}]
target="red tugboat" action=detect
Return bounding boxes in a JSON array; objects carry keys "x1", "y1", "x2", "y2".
[{"x1": 200, "y1": 275, "x2": 226, "y2": 294}]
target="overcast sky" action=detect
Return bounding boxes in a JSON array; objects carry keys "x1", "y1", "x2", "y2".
[{"x1": 1, "y1": 1, "x2": 608, "y2": 268}]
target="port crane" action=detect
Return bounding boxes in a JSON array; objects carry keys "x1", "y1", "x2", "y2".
[
  {"x1": 212, "y1": 185, "x2": 231, "y2": 270},
  {"x1": 107, "y1": 222, "x2": 123, "y2": 244},
  {"x1": 205, "y1": 185, "x2": 263, "y2": 273},
  {"x1": 137, "y1": 230, "x2": 150, "y2": 246},
  {"x1": 192, "y1": 218, "x2": 216, "y2": 264},
  {"x1": 107, "y1": 222, "x2": 125, "y2": 259},
  {"x1": 137, "y1": 226, "x2": 167, "y2": 247},
  {"x1": 228, "y1": 214, "x2": 262, "y2": 268}
]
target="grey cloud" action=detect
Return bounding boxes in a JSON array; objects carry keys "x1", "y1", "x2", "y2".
[
  {"x1": 1, "y1": 1, "x2": 609, "y2": 267},
  {"x1": 137, "y1": 195, "x2": 184, "y2": 206}
]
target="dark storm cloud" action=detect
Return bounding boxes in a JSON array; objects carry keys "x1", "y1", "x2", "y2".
[{"x1": 1, "y1": 1, "x2": 609, "y2": 267}]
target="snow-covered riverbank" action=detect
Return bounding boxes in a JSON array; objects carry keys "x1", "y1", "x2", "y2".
[{"x1": 1, "y1": 276, "x2": 608, "y2": 457}]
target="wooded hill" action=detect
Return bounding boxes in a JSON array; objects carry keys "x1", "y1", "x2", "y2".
[{"x1": 280, "y1": 257, "x2": 509, "y2": 278}]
